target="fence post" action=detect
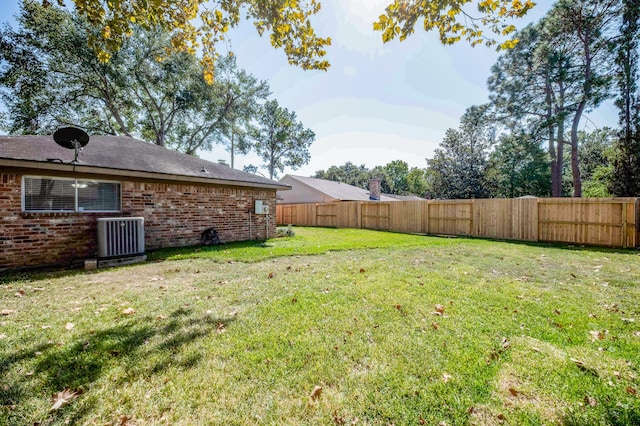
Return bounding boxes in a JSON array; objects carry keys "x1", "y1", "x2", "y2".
[
  {"x1": 622, "y1": 201, "x2": 628, "y2": 249},
  {"x1": 313, "y1": 203, "x2": 317, "y2": 227},
  {"x1": 470, "y1": 200, "x2": 475, "y2": 236},
  {"x1": 425, "y1": 200, "x2": 430, "y2": 235}
]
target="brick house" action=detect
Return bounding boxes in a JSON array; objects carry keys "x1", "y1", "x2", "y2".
[{"x1": 0, "y1": 135, "x2": 289, "y2": 270}]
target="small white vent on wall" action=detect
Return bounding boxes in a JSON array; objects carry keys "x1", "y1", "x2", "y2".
[{"x1": 97, "y1": 217, "x2": 145, "y2": 258}]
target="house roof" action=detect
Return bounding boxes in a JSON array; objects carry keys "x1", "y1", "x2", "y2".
[
  {"x1": 0, "y1": 134, "x2": 289, "y2": 190},
  {"x1": 280, "y1": 174, "x2": 397, "y2": 202},
  {"x1": 384, "y1": 194, "x2": 425, "y2": 201}
]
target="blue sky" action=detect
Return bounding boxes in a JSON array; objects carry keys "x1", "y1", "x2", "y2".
[{"x1": 0, "y1": 0, "x2": 617, "y2": 178}]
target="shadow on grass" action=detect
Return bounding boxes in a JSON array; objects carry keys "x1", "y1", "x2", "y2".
[
  {"x1": 0, "y1": 307, "x2": 236, "y2": 424},
  {"x1": 145, "y1": 239, "x2": 273, "y2": 262}
]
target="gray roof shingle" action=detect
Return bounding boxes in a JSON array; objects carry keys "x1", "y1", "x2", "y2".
[
  {"x1": 281, "y1": 175, "x2": 397, "y2": 201},
  {"x1": 0, "y1": 134, "x2": 288, "y2": 189}
]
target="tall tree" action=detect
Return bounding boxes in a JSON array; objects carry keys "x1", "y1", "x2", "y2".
[
  {"x1": 579, "y1": 128, "x2": 615, "y2": 197},
  {"x1": 489, "y1": 0, "x2": 619, "y2": 197},
  {"x1": 168, "y1": 55, "x2": 270, "y2": 161},
  {"x1": 0, "y1": 0, "x2": 135, "y2": 135},
  {"x1": 127, "y1": 33, "x2": 200, "y2": 147},
  {"x1": 313, "y1": 162, "x2": 372, "y2": 189},
  {"x1": 406, "y1": 167, "x2": 430, "y2": 198},
  {"x1": 488, "y1": 21, "x2": 574, "y2": 197},
  {"x1": 251, "y1": 100, "x2": 315, "y2": 179},
  {"x1": 547, "y1": 0, "x2": 619, "y2": 197},
  {"x1": 609, "y1": 0, "x2": 640, "y2": 196},
  {"x1": 487, "y1": 133, "x2": 551, "y2": 198},
  {"x1": 427, "y1": 105, "x2": 495, "y2": 199},
  {"x1": 380, "y1": 160, "x2": 410, "y2": 195},
  {"x1": 0, "y1": 1, "x2": 269, "y2": 162}
]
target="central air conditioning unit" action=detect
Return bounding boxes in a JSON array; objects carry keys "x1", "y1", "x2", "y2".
[{"x1": 97, "y1": 217, "x2": 145, "y2": 258}]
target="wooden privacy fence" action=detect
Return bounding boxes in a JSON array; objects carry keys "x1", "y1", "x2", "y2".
[{"x1": 276, "y1": 198, "x2": 640, "y2": 248}]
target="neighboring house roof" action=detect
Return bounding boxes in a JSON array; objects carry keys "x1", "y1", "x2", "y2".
[
  {"x1": 278, "y1": 174, "x2": 397, "y2": 203},
  {"x1": 384, "y1": 193, "x2": 425, "y2": 201},
  {"x1": 0, "y1": 135, "x2": 289, "y2": 190}
]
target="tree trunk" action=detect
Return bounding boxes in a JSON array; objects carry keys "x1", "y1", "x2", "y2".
[
  {"x1": 570, "y1": 102, "x2": 585, "y2": 197},
  {"x1": 554, "y1": 120, "x2": 565, "y2": 197}
]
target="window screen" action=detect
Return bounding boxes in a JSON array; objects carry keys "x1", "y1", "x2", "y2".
[
  {"x1": 23, "y1": 176, "x2": 121, "y2": 212},
  {"x1": 77, "y1": 180, "x2": 121, "y2": 211},
  {"x1": 23, "y1": 177, "x2": 75, "y2": 211}
]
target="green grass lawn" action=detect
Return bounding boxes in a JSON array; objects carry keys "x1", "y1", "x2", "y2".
[{"x1": 1, "y1": 227, "x2": 639, "y2": 425}]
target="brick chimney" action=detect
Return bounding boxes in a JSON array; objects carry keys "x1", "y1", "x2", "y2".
[{"x1": 369, "y1": 178, "x2": 381, "y2": 201}]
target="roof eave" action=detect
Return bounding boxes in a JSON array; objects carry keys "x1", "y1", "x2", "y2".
[{"x1": 0, "y1": 159, "x2": 291, "y2": 191}]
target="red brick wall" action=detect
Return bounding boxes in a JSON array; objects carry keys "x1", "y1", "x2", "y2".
[{"x1": 1, "y1": 172, "x2": 276, "y2": 270}]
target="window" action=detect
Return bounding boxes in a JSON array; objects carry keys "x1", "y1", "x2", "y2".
[{"x1": 23, "y1": 176, "x2": 121, "y2": 212}]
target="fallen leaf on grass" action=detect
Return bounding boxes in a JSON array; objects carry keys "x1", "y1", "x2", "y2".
[
  {"x1": 308, "y1": 386, "x2": 323, "y2": 404},
  {"x1": 434, "y1": 304, "x2": 445, "y2": 315},
  {"x1": 590, "y1": 330, "x2": 605, "y2": 341},
  {"x1": 621, "y1": 318, "x2": 635, "y2": 323},
  {"x1": 0, "y1": 334, "x2": 6, "y2": 339},
  {"x1": 627, "y1": 386, "x2": 638, "y2": 396},
  {"x1": 156, "y1": 315, "x2": 168, "y2": 320},
  {"x1": 359, "y1": 268, "x2": 365, "y2": 273},
  {"x1": 65, "y1": 323, "x2": 75, "y2": 331},
  {"x1": 1, "y1": 309, "x2": 16, "y2": 316},
  {"x1": 14, "y1": 290, "x2": 25, "y2": 297},
  {"x1": 501, "y1": 337, "x2": 510, "y2": 350},
  {"x1": 431, "y1": 322, "x2": 440, "y2": 330},
  {"x1": 216, "y1": 323, "x2": 225, "y2": 334},
  {"x1": 508, "y1": 388, "x2": 520, "y2": 397},
  {"x1": 585, "y1": 395, "x2": 597, "y2": 407},
  {"x1": 442, "y1": 373, "x2": 453, "y2": 383},
  {"x1": 268, "y1": 272, "x2": 276, "y2": 279},
  {"x1": 122, "y1": 308, "x2": 136, "y2": 315},
  {"x1": 50, "y1": 388, "x2": 79, "y2": 411},
  {"x1": 634, "y1": 332, "x2": 640, "y2": 338},
  {"x1": 571, "y1": 358, "x2": 586, "y2": 367}
]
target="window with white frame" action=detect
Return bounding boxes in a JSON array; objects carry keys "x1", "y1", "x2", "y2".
[{"x1": 23, "y1": 176, "x2": 121, "y2": 212}]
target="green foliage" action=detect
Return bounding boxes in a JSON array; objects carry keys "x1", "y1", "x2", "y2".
[
  {"x1": 488, "y1": 0, "x2": 620, "y2": 197},
  {"x1": 610, "y1": 0, "x2": 640, "y2": 197},
  {"x1": 313, "y1": 161, "x2": 429, "y2": 196},
  {"x1": 0, "y1": 2, "x2": 271, "y2": 161},
  {"x1": 373, "y1": 0, "x2": 535, "y2": 49},
  {"x1": 168, "y1": 54, "x2": 270, "y2": 159},
  {"x1": 313, "y1": 162, "x2": 372, "y2": 189},
  {"x1": 406, "y1": 167, "x2": 430, "y2": 198},
  {"x1": 379, "y1": 159, "x2": 410, "y2": 195},
  {"x1": 427, "y1": 105, "x2": 495, "y2": 199},
  {"x1": 0, "y1": 0, "x2": 134, "y2": 135},
  {"x1": 251, "y1": 99, "x2": 314, "y2": 179},
  {"x1": 488, "y1": 133, "x2": 551, "y2": 198},
  {"x1": 69, "y1": 0, "x2": 331, "y2": 81}
]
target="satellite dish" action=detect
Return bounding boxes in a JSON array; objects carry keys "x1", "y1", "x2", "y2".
[
  {"x1": 53, "y1": 127, "x2": 89, "y2": 149},
  {"x1": 53, "y1": 127, "x2": 89, "y2": 165}
]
